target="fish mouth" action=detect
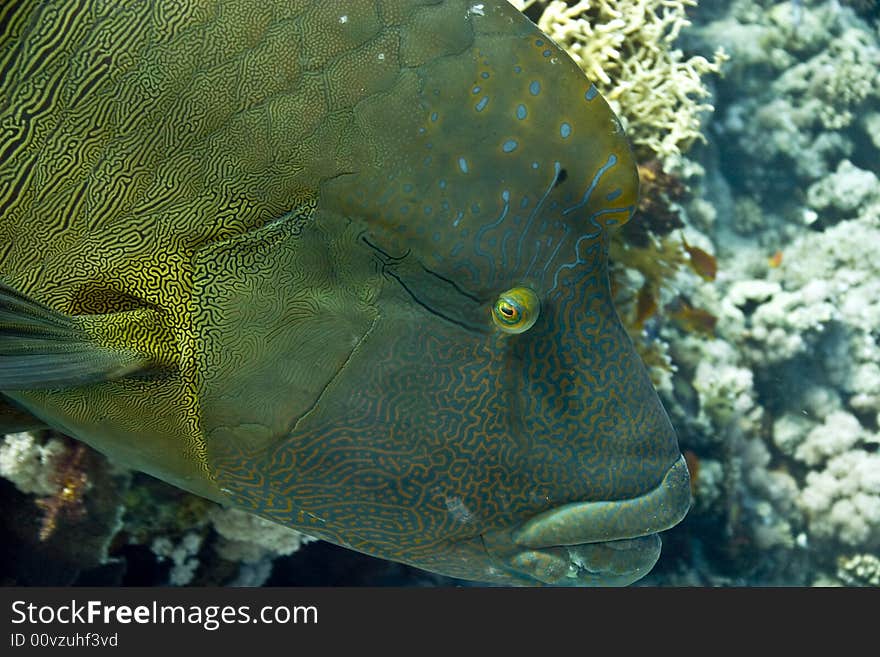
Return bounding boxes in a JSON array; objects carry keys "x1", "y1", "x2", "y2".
[{"x1": 481, "y1": 455, "x2": 691, "y2": 586}]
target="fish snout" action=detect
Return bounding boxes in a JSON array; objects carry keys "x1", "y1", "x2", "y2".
[{"x1": 482, "y1": 455, "x2": 691, "y2": 586}]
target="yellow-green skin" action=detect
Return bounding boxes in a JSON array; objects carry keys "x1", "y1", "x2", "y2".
[{"x1": 0, "y1": 0, "x2": 689, "y2": 585}]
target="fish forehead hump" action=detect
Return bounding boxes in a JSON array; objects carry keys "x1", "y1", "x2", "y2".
[{"x1": 324, "y1": 1, "x2": 639, "y2": 297}]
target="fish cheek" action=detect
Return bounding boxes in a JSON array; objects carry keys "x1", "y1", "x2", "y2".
[{"x1": 195, "y1": 208, "x2": 382, "y2": 472}]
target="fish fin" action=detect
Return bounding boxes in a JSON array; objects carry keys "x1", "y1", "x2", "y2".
[
  {"x1": 0, "y1": 281, "x2": 151, "y2": 389},
  {"x1": 0, "y1": 394, "x2": 48, "y2": 432}
]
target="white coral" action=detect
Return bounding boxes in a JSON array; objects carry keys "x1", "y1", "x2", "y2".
[
  {"x1": 800, "y1": 451, "x2": 880, "y2": 549},
  {"x1": 0, "y1": 432, "x2": 66, "y2": 496},
  {"x1": 152, "y1": 533, "x2": 203, "y2": 586},
  {"x1": 211, "y1": 507, "x2": 314, "y2": 564},
  {"x1": 793, "y1": 411, "x2": 865, "y2": 467}
]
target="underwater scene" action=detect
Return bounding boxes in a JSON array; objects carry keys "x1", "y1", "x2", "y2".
[{"x1": 1, "y1": 0, "x2": 878, "y2": 587}]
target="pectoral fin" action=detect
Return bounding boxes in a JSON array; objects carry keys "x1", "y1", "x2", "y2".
[{"x1": 0, "y1": 281, "x2": 153, "y2": 389}]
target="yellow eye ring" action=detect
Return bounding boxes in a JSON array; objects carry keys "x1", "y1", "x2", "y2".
[{"x1": 491, "y1": 286, "x2": 540, "y2": 334}]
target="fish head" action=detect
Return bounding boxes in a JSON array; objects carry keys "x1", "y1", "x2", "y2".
[{"x1": 205, "y1": 1, "x2": 690, "y2": 585}]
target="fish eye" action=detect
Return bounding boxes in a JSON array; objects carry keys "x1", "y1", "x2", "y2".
[{"x1": 491, "y1": 287, "x2": 540, "y2": 334}]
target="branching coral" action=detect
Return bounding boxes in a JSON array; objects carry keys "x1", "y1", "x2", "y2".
[{"x1": 511, "y1": 0, "x2": 727, "y2": 161}]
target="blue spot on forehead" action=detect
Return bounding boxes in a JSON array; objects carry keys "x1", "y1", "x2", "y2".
[
  {"x1": 585, "y1": 84, "x2": 598, "y2": 101},
  {"x1": 529, "y1": 80, "x2": 541, "y2": 96},
  {"x1": 481, "y1": 71, "x2": 490, "y2": 79},
  {"x1": 606, "y1": 188, "x2": 622, "y2": 201},
  {"x1": 514, "y1": 65, "x2": 522, "y2": 73},
  {"x1": 560, "y1": 122, "x2": 572, "y2": 138},
  {"x1": 472, "y1": 85, "x2": 481, "y2": 94},
  {"x1": 542, "y1": 49, "x2": 552, "y2": 57},
  {"x1": 403, "y1": 183, "x2": 413, "y2": 192},
  {"x1": 430, "y1": 111, "x2": 438, "y2": 122},
  {"x1": 502, "y1": 139, "x2": 518, "y2": 153},
  {"x1": 516, "y1": 104, "x2": 527, "y2": 120},
  {"x1": 439, "y1": 179, "x2": 447, "y2": 189},
  {"x1": 418, "y1": 127, "x2": 426, "y2": 135},
  {"x1": 458, "y1": 157, "x2": 469, "y2": 173},
  {"x1": 535, "y1": 39, "x2": 544, "y2": 46},
  {"x1": 531, "y1": 161, "x2": 539, "y2": 169},
  {"x1": 475, "y1": 96, "x2": 489, "y2": 112}
]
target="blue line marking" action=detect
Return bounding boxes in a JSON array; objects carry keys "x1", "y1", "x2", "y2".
[
  {"x1": 474, "y1": 190, "x2": 511, "y2": 281},
  {"x1": 585, "y1": 84, "x2": 598, "y2": 100},
  {"x1": 515, "y1": 162, "x2": 560, "y2": 270},
  {"x1": 529, "y1": 80, "x2": 541, "y2": 96},
  {"x1": 475, "y1": 96, "x2": 489, "y2": 112},
  {"x1": 563, "y1": 154, "x2": 618, "y2": 216},
  {"x1": 502, "y1": 139, "x2": 518, "y2": 153},
  {"x1": 458, "y1": 157, "x2": 469, "y2": 173},
  {"x1": 516, "y1": 104, "x2": 527, "y2": 120}
]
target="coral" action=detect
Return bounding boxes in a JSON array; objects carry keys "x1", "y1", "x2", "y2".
[
  {"x1": 792, "y1": 410, "x2": 869, "y2": 467},
  {"x1": 210, "y1": 507, "x2": 313, "y2": 564},
  {"x1": 0, "y1": 432, "x2": 67, "y2": 496},
  {"x1": 806, "y1": 159, "x2": 880, "y2": 218},
  {"x1": 702, "y1": 1, "x2": 880, "y2": 204},
  {"x1": 840, "y1": 0, "x2": 880, "y2": 21},
  {"x1": 511, "y1": 0, "x2": 727, "y2": 161},
  {"x1": 35, "y1": 441, "x2": 90, "y2": 541},
  {"x1": 152, "y1": 533, "x2": 204, "y2": 586},
  {"x1": 0, "y1": 434, "x2": 130, "y2": 585},
  {"x1": 836, "y1": 553, "x2": 880, "y2": 587},
  {"x1": 800, "y1": 451, "x2": 880, "y2": 549}
]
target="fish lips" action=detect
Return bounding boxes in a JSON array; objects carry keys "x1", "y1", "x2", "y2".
[{"x1": 480, "y1": 455, "x2": 691, "y2": 586}]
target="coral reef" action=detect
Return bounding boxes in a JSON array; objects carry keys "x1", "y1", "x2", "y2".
[
  {"x1": 0, "y1": 431, "x2": 68, "y2": 496},
  {"x1": 0, "y1": 430, "x2": 316, "y2": 586},
  {"x1": 210, "y1": 507, "x2": 313, "y2": 564},
  {"x1": 640, "y1": 0, "x2": 880, "y2": 586},
  {"x1": 512, "y1": 0, "x2": 727, "y2": 161}
]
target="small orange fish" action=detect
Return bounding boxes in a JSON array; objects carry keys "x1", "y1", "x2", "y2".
[
  {"x1": 681, "y1": 234, "x2": 717, "y2": 281},
  {"x1": 633, "y1": 282, "x2": 658, "y2": 330},
  {"x1": 668, "y1": 297, "x2": 717, "y2": 336},
  {"x1": 768, "y1": 250, "x2": 783, "y2": 268}
]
